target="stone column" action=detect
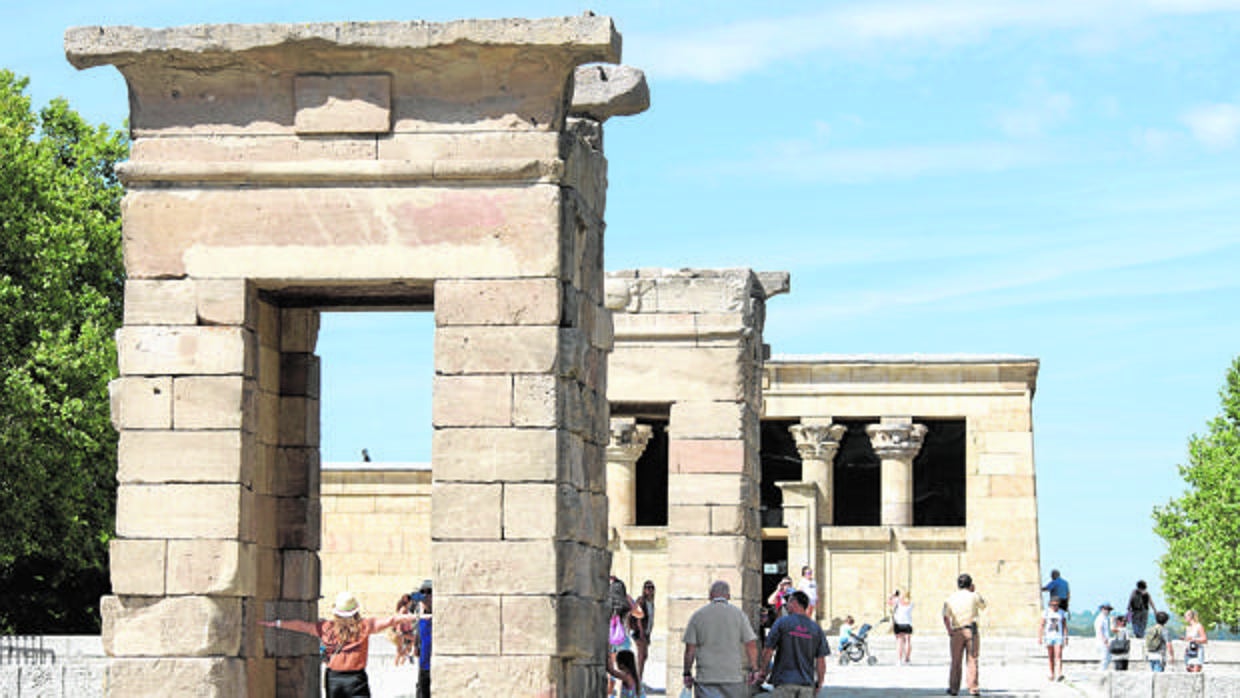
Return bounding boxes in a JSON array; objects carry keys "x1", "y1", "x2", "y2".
[
  {"x1": 606, "y1": 418, "x2": 653, "y2": 536},
  {"x1": 866, "y1": 417, "x2": 927, "y2": 527},
  {"x1": 788, "y1": 420, "x2": 847, "y2": 525}
]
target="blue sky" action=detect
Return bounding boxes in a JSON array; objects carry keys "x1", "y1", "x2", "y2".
[{"x1": 8, "y1": 1, "x2": 1240, "y2": 620}]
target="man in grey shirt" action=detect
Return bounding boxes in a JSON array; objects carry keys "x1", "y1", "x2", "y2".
[{"x1": 683, "y1": 580, "x2": 760, "y2": 698}]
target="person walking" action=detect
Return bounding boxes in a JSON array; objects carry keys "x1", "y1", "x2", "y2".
[
  {"x1": 1183, "y1": 609, "x2": 1208, "y2": 673},
  {"x1": 941, "y1": 573, "x2": 985, "y2": 697},
  {"x1": 759, "y1": 590, "x2": 828, "y2": 697},
  {"x1": 890, "y1": 589, "x2": 914, "y2": 665},
  {"x1": 260, "y1": 590, "x2": 415, "y2": 698},
  {"x1": 1041, "y1": 569, "x2": 1070, "y2": 613},
  {"x1": 1093, "y1": 602, "x2": 1114, "y2": 670},
  {"x1": 1126, "y1": 580, "x2": 1156, "y2": 638},
  {"x1": 682, "y1": 580, "x2": 760, "y2": 698},
  {"x1": 1038, "y1": 596, "x2": 1068, "y2": 682}
]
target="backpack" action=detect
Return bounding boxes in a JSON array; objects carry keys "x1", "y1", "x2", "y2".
[{"x1": 1145, "y1": 625, "x2": 1165, "y2": 653}]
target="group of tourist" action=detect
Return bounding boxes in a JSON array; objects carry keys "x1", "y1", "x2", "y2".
[
  {"x1": 1041, "y1": 569, "x2": 1211, "y2": 680},
  {"x1": 259, "y1": 579, "x2": 433, "y2": 698},
  {"x1": 607, "y1": 575, "x2": 656, "y2": 697}
]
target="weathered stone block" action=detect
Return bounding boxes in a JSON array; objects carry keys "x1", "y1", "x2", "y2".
[
  {"x1": 434, "y1": 594, "x2": 501, "y2": 656},
  {"x1": 278, "y1": 395, "x2": 320, "y2": 447},
  {"x1": 124, "y1": 279, "x2": 197, "y2": 325},
  {"x1": 432, "y1": 540, "x2": 557, "y2": 595},
  {"x1": 435, "y1": 325, "x2": 559, "y2": 374},
  {"x1": 668, "y1": 473, "x2": 752, "y2": 507},
  {"x1": 117, "y1": 430, "x2": 252, "y2": 484},
  {"x1": 109, "y1": 538, "x2": 167, "y2": 595},
  {"x1": 512, "y1": 373, "x2": 557, "y2": 426},
  {"x1": 432, "y1": 427, "x2": 559, "y2": 482},
  {"x1": 668, "y1": 438, "x2": 746, "y2": 474},
  {"x1": 106, "y1": 657, "x2": 246, "y2": 697},
  {"x1": 431, "y1": 483, "x2": 502, "y2": 539},
  {"x1": 109, "y1": 376, "x2": 172, "y2": 429},
  {"x1": 172, "y1": 376, "x2": 252, "y2": 429},
  {"x1": 669, "y1": 401, "x2": 750, "y2": 440},
  {"x1": 279, "y1": 352, "x2": 320, "y2": 398},
  {"x1": 501, "y1": 594, "x2": 558, "y2": 655},
  {"x1": 117, "y1": 326, "x2": 252, "y2": 376},
  {"x1": 294, "y1": 74, "x2": 391, "y2": 134},
  {"x1": 609, "y1": 345, "x2": 745, "y2": 403},
  {"x1": 116, "y1": 484, "x2": 246, "y2": 539},
  {"x1": 434, "y1": 655, "x2": 558, "y2": 695},
  {"x1": 434, "y1": 278, "x2": 561, "y2": 326},
  {"x1": 194, "y1": 279, "x2": 255, "y2": 327},
  {"x1": 280, "y1": 308, "x2": 319, "y2": 353},
  {"x1": 432, "y1": 374, "x2": 513, "y2": 427},
  {"x1": 103, "y1": 595, "x2": 243, "y2": 656},
  {"x1": 166, "y1": 539, "x2": 256, "y2": 596},
  {"x1": 280, "y1": 549, "x2": 320, "y2": 601}
]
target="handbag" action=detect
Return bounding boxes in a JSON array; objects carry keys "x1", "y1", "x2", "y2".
[
  {"x1": 609, "y1": 613, "x2": 627, "y2": 646},
  {"x1": 1108, "y1": 635, "x2": 1130, "y2": 654}
]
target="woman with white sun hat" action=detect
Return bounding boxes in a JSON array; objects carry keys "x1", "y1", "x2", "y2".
[{"x1": 261, "y1": 590, "x2": 416, "y2": 697}]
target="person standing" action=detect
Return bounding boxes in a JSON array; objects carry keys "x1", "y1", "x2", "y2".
[
  {"x1": 682, "y1": 580, "x2": 760, "y2": 698},
  {"x1": 1093, "y1": 602, "x2": 1114, "y2": 670},
  {"x1": 759, "y1": 591, "x2": 829, "y2": 697},
  {"x1": 260, "y1": 590, "x2": 415, "y2": 698},
  {"x1": 941, "y1": 573, "x2": 986, "y2": 697},
  {"x1": 1038, "y1": 596, "x2": 1068, "y2": 682},
  {"x1": 1110, "y1": 614, "x2": 1131, "y2": 670},
  {"x1": 1042, "y1": 569, "x2": 1070, "y2": 613},
  {"x1": 632, "y1": 580, "x2": 655, "y2": 687},
  {"x1": 1145, "y1": 611, "x2": 1173, "y2": 673},
  {"x1": 411, "y1": 580, "x2": 433, "y2": 698},
  {"x1": 796, "y1": 567, "x2": 818, "y2": 618},
  {"x1": 1126, "y1": 580, "x2": 1156, "y2": 638},
  {"x1": 1183, "y1": 609, "x2": 1208, "y2": 673},
  {"x1": 767, "y1": 577, "x2": 793, "y2": 618},
  {"x1": 890, "y1": 589, "x2": 914, "y2": 665}
]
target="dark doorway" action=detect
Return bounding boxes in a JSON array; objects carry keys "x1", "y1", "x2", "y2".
[
  {"x1": 832, "y1": 419, "x2": 881, "y2": 526},
  {"x1": 633, "y1": 418, "x2": 668, "y2": 526},
  {"x1": 913, "y1": 419, "x2": 967, "y2": 526},
  {"x1": 759, "y1": 419, "x2": 801, "y2": 528}
]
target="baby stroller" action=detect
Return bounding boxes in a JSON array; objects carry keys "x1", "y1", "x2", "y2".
[{"x1": 838, "y1": 623, "x2": 878, "y2": 665}]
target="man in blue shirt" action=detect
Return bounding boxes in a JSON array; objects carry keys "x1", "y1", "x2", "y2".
[
  {"x1": 1042, "y1": 569, "x2": 1070, "y2": 613},
  {"x1": 760, "y1": 591, "x2": 829, "y2": 697}
]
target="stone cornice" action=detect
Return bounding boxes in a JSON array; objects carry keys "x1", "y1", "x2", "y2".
[{"x1": 117, "y1": 158, "x2": 564, "y2": 187}]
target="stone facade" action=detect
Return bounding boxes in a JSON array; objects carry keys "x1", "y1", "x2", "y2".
[
  {"x1": 763, "y1": 356, "x2": 1042, "y2": 636},
  {"x1": 73, "y1": 17, "x2": 646, "y2": 697}
]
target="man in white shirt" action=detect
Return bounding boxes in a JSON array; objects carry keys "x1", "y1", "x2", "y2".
[
  {"x1": 941, "y1": 573, "x2": 986, "y2": 696},
  {"x1": 1094, "y1": 602, "x2": 1114, "y2": 670},
  {"x1": 796, "y1": 566, "x2": 818, "y2": 618}
]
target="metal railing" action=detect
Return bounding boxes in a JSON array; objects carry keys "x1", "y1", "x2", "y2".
[{"x1": 0, "y1": 635, "x2": 56, "y2": 665}]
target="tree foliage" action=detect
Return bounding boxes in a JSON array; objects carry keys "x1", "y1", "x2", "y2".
[
  {"x1": 1153, "y1": 356, "x2": 1240, "y2": 630},
  {"x1": 0, "y1": 70, "x2": 127, "y2": 633}
]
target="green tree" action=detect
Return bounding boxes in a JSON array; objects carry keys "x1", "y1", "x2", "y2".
[
  {"x1": 0, "y1": 70, "x2": 127, "y2": 633},
  {"x1": 1153, "y1": 356, "x2": 1240, "y2": 630}
]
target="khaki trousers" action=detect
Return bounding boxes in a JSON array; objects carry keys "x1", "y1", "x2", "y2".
[{"x1": 948, "y1": 626, "x2": 980, "y2": 695}]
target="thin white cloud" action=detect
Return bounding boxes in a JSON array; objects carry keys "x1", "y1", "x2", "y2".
[
  {"x1": 697, "y1": 141, "x2": 1056, "y2": 183},
  {"x1": 629, "y1": 0, "x2": 1240, "y2": 82},
  {"x1": 998, "y1": 92, "x2": 1074, "y2": 138},
  {"x1": 1181, "y1": 103, "x2": 1240, "y2": 150}
]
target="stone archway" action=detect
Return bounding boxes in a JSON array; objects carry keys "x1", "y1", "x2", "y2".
[{"x1": 68, "y1": 17, "x2": 646, "y2": 696}]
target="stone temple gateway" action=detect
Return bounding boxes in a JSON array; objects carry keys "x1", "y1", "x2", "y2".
[{"x1": 67, "y1": 17, "x2": 648, "y2": 696}]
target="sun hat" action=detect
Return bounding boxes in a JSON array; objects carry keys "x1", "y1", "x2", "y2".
[{"x1": 333, "y1": 591, "x2": 361, "y2": 617}]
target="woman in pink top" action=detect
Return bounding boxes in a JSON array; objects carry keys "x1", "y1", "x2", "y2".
[{"x1": 261, "y1": 590, "x2": 415, "y2": 697}]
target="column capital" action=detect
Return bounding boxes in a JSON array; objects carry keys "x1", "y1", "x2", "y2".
[
  {"x1": 788, "y1": 422, "x2": 847, "y2": 462},
  {"x1": 607, "y1": 417, "x2": 653, "y2": 464},
  {"x1": 865, "y1": 420, "x2": 927, "y2": 460}
]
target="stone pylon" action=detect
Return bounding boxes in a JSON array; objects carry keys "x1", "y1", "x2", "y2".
[{"x1": 68, "y1": 17, "x2": 646, "y2": 696}]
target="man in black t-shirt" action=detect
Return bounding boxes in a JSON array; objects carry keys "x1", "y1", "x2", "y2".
[
  {"x1": 1127, "y1": 580, "x2": 1157, "y2": 639},
  {"x1": 760, "y1": 591, "x2": 829, "y2": 697}
]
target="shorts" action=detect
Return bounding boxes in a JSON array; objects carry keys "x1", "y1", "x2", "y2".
[
  {"x1": 1044, "y1": 635, "x2": 1063, "y2": 647},
  {"x1": 893, "y1": 623, "x2": 913, "y2": 635}
]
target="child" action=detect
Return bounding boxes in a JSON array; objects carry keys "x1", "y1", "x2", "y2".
[
  {"x1": 387, "y1": 594, "x2": 416, "y2": 665},
  {"x1": 838, "y1": 615, "x2": 856, "y2": 653},
  {"x1": 1145, "y1": 611, "x2": 1172, "y2": 672},
  {"x1": 607, "y1": 648, "x2": 643, "y2": 697}
]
